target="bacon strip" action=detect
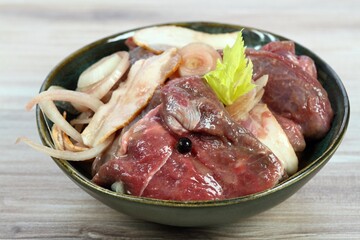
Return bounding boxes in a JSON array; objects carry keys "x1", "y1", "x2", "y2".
[
  {"x1": 81, "y1": 48, "x2": 181, "y2": 146},
  {"x1": 133, "y1": 26, "x2": 240, "y2": 54}
]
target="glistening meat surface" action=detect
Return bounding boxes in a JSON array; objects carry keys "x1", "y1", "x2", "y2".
[
  {"x1": 247, "y1": 41, "x2": 334, "y2": 139},
  {"x1": 92, "y1": 76, "x2": 285, "y2": 201}
]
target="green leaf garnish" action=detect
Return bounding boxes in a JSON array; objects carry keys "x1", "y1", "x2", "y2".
[{"x1": 204, "y1": 31, "x2": 255, "y2": 106}]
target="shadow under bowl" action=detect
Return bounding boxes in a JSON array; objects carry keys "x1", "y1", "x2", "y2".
[{"x1": 36, "y1": 22, "x2": 350, "y2": 227}]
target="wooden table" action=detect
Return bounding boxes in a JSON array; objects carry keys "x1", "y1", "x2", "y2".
[{"x1": 1, "y1": 0, "x2": 359, "y2": 239}]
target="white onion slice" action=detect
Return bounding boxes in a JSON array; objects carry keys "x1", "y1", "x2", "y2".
[
  {"x1": 38, "y1": 100, "x2": 83, "y2": 144},
  {"x1": 227, "y1": 75, "x2": 268, "y2": 119},
  {"x1": 77, "y1": 52, "x2": 130, "y2": 100},
  {"x1": 26, "y1": 88, "x2": 103, "y2": 112},
  {"x1": 17, "y1": 135, "x2": 113, "y2": 161},
  {"x1": 178, "y1": 42, "x2": 221, "y2": 77},
  {"x1": 70, "y1": 111, "x2": 93, "y2": 133},
  {"x1": 70, "y1": 117, "x2": 92, "y2": 125},
  {"x1": 78, "y1": 52, "x2": 127, "y2": 89}
]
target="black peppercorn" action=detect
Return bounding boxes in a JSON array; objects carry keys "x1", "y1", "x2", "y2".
[{"x1": 176, "y1": 137, "x2": 192, "y2": 154}]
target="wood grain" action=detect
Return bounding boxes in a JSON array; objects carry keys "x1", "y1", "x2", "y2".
[{"x1": 1, "y1": 0, "x2": 359, "y2": 239}]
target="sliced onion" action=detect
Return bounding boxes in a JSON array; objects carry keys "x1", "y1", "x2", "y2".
[
  {"x1": 39, "y1": 87, "x2": 83, "y2": 141},
  {"x1": 38, "y1": 100, "x2": 83, "y2": 144},
  {"x1": 178, "y1": 42, "x2": 221, "y2": 77},
  {"x1": 17, "y1": 135, "x2": 114, "y2": 161},
  {"x1": 70, "y1": 117, "x2": 92, "y2": 125},
  {"x1": 226, "y1": 75, "x2": 268, "y2": 119},
  {"x1": 255, "y1": 74, "x2": 268, "y2": 91},
  {"x1": 26, "y1": 88, "x2": 103, "y2": 112},
  {"x1": 73, "y1": 52, "x2": 130, "y2": 112},
  {"x1": 70, "y1": 111, "x2": 93, "y2": 133},
  {"x1": 133, "y1": 26, "x2": 240, "y2": 54},
  {"x1": 77, "y1": 52, "x2": 130, "y2": 100},
  {"x1": 78, "y1": 52, "x2": 128, "y2": 89}
]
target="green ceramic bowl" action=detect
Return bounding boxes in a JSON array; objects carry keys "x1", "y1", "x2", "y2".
[{"x1": 36, "y1": 22, "x2": 349, "y2": 227}]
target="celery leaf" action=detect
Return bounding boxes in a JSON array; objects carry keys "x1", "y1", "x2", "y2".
[{"x1": 204, "y1": 31, "x2": 255, "y2": 106}]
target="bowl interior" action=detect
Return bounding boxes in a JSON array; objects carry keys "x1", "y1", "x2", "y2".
[{"x1": 36, "y1": 22, "x2": 349, "y2": 210}]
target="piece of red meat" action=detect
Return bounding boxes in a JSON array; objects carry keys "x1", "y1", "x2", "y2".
[
  {"x1": 273, "y1": 114, "x2": 306, "y2": 152},
  {"x1": 92, "y1": 76, "x2": 285, "y2": 201},
  {"x1": 247, "y1": 42, "x2": 333, "y2": 139},
  {"x1": 261, "y1": 41, "x2": 317, "y2": 79}
]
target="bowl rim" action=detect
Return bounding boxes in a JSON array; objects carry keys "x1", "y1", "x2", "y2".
[{"x1": 36, "y1": 21, "x2": 350, "y2": 208}]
